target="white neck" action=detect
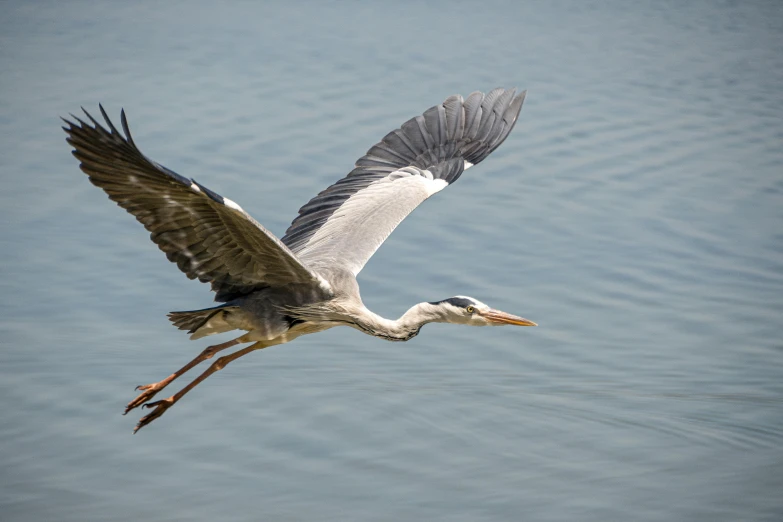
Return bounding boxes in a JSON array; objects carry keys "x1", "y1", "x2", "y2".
[{"x1": 353, "y1": 302, "x2": 447, "y2": 342}]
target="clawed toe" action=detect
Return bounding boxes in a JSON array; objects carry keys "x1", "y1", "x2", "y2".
[
  {"x1": 133, "y1": 397, "x2": 174, "y2": 434},
  {"x1": 124, "y1": 383, "x2": 164, "y2": 415}
]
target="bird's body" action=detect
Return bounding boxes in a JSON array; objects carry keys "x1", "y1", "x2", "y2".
[{"x1": 63, "y1": 88, "x2": 535, "y2": 432}]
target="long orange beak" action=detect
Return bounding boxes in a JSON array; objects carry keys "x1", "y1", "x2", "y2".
[{"x1": 479, "y1": 309, "x2": 537, "y2": 326}]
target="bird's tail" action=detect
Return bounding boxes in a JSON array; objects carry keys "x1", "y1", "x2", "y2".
[{"x1": 168, "y1": 305, "x2": 241, "y2": 340}]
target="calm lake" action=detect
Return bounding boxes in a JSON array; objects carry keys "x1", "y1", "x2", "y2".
[{"x1": 1, "y1": 1, "x2": 782, "y2": 521}]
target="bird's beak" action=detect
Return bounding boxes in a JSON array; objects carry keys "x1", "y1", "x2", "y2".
[{"x1": 479, "y1": 309, "x2": 537, "y2": 326}]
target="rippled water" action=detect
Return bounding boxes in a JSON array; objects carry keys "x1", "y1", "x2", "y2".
[{"x1": 2, "y1": 1, "x2": 782, "y2": 521}]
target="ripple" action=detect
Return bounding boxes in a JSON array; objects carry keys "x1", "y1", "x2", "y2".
[{"x1": 3, "y1": 1, "x2": 783, "y2": 521}]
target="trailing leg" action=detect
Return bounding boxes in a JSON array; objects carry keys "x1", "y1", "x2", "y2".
[
  {"x1": 124, "y1": 334, "x2": 253, "y2": 414},
  {"x1": 133, "y1": 341, "x2": 268, "y2": 433}
]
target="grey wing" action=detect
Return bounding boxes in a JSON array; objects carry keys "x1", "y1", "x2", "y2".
[
  {"x1": 63, "y1": 107, "x2": 328, "y2": 302},
  {"x1": 281, "y1": 88, "x2": 526, "y2": 275}
]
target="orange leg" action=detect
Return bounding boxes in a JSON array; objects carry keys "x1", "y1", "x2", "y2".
[
  {"x1": 124, "y1": 334, "x2": 253, "y2": 414},
  {"x1": 133, "y1": 341, "x2": 268, "y2": 433}
]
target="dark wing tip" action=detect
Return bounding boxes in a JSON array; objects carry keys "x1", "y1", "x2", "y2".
[
  {"x1": 464, "y1": 86, "x2": 526, "y2": 165},
  {"x1": 120, "y1": 108, "x2": 136, "y2": 147},
  {"x1": 98, "y1": 104, "x2": 123, "y2": 136}
]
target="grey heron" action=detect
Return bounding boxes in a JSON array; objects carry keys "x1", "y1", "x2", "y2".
[{"x1": 63, "y1": 88, "x2": 536, "y2": 433}]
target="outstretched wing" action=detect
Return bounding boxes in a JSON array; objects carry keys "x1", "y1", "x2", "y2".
[
  {"x1": 63, "y1": 107, "x2": 327, "y2": 302},
  {"x1": 281, "y1": 88, "x2": 526, "y2": 275}
]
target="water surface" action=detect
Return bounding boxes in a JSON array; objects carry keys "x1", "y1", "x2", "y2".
[{"x1": 1, "y1": 1, "x2": 782, "y2": 521}]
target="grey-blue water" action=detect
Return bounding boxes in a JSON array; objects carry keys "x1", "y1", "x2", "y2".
[{"x1": 2, "y1": 1, "x2": 782, "y2": 520}]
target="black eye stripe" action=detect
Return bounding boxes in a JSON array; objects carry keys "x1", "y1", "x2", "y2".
[{"x1": 428, "y1": 297, "x2": 476, "y2": 309}]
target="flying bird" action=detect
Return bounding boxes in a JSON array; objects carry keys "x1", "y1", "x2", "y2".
[{"x1": 63, "y1": 88, "x2": 535, "y2": 433}]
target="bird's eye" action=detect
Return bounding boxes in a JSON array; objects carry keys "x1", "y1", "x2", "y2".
[{"x1": 466, "y1": 306, "x2": 475, "y2": 313}]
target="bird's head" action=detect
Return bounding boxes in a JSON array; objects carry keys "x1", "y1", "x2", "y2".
[{"x1": 426, "y1": 296, "x2": 537, "y2": 327}]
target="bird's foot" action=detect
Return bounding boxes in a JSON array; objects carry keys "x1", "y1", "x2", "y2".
[
  {"x1": 124, "y1": 382, "x2": 166, "y2": 415},
  {"x1": 133, "y1": 397, "x2": 175, "y2": 434}
]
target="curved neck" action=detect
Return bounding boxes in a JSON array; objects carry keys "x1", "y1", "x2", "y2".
[{"x1": 353, "y1": 302, "x2": 447, "y2": 342}]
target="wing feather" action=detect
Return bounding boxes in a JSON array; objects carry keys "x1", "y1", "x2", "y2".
[
  {"x1": 281, "y1": 88, "x2": 526, "y2": 274},
  {"x1": 63, "y1": 107, "x2": 326, "y2": 302}
]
